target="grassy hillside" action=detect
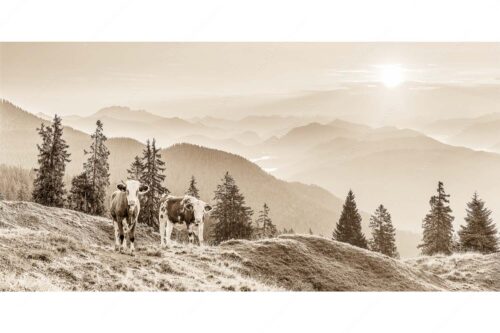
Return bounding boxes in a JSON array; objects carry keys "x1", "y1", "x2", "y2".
[
  {"x1": 3, "y1": 201, "x2": 498, "y2": 291},
  {"x1": 406, "y1": 253, "x2": 500, "y2": 291}
]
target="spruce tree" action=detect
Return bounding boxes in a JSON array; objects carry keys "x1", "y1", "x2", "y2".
[
  {"x1": 82, "y1": 120, "x2": 110, "y2": 215},
  {"x1": 68, "y1": 172, "x2": 92, "y2": 212},
  {"x1": 254, "y1": 203, "x2": 277, "y2": 239},
  {"x1": 458, "y1": 192, "x2": 498, "y2": 254},
  {"x1": 418, "y1": 181, "x2": 454, "y2": 255},
  {"x1": 185, "y1": 175, "x2": 200, "y2": 199},
  {"x1": 333, "y1": 190, "x2": 368, "y2": 249},
  {"x1": 369, "y1": 204, "x2": 398, "y2": 258},
  {"x1": 212, "y1": 172, "x2": 253, "y2": 244},
  {"x1": 32, "y1": 115, "x2": 71, "y2": 207},
  {"x1": 127, "y1": 156, "x2": 143, "y2": 180},
  {"x1": 140, "y1": 139, "x2": 168, "y2": 227},
  {"x1": 32, "y1": 123, "x2": 53, "y2": 204}
]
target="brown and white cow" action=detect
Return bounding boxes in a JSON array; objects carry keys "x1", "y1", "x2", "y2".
[
  {"x1": 110, "y1": 180, "x2": 149, "y2": 254},
  {"x1": 159, "y1": 194, "x2": 212, "y2": 247}
]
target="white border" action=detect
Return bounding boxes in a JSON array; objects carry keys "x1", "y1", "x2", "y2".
[
  {"x1": 1, "y1": 0, "x2": 500, "y2": 41},
  {"x1": 0, "y1": 292, "x2": 499, "y2": 333}
]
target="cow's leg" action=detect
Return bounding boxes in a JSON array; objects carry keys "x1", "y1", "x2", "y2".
[
  {"x1": 122, "y1": 217, "x2": 129, "y2": 252},
  {"x1": 112, "y1": 216, "x2": 121, "y2": 251},
  {"x1": 198, "y1": 221, "x2": 205, "y2": 247},
  {"x1": 117, "y1": 218, "x2": 125, "y2": 252},
  {"x1": 128, "y1": 219, "x2": 137, "y2": 255},
  {"x1": 165, "y1": 219, "x2": 174, "y2": 247},
  {"x1": 160, "y1": 214, "x2": 167, "y2": 248},
  {"x1": 187, "y1": 223, "x2": 195, "y2": 246}
]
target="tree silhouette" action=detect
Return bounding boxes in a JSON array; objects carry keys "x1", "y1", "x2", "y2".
[
  {"x1": 127, "y1": 156, "x2": 143, "y2": 180},
  {"x1": 369, "y1": 204, "x2": 398, "y2": 258},
  {"x1": 32, "y1": 115, "x2": 71, "y2": 207},
  {"x1": 418, "y1": 181, "x2": 454, "y2": 255},
  {"x1": 140, "y1": 139, "x2": 168, "y2": 227},
  {"x1": 333, "y1": 190, "x2": 368, "y2": 249},
  {"x1": 212, "y1": 172, "x2": 253, "y2": 244},
  {"x1": 185, "y1": 175, "x2": 200, "y2": 199},
  {"x1": 458, "y1": 192, "x2": 498, "y2": 254}
]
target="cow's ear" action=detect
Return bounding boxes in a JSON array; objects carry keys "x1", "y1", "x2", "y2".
[
  {"x1": 139, "y1": 185, "x2": 149, "y2": 194},
  {"x1": 117, "y1": 184, "x2": 126, "y2": 192},
  {"x1": 204, "y1": 205, "x2": 212, "y2": 212}
]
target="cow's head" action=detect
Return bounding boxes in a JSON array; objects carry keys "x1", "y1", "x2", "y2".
[
  {"x1": 117, "y1": 180, "x2": 149, "y2": 207},
  {"x1": 181, "y1": 195, "x2": 212, "y2": 225}
]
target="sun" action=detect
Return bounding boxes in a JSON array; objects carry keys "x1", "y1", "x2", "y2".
[{"x1": 379, "y1": 64, "x2": 404, "y2": 88}]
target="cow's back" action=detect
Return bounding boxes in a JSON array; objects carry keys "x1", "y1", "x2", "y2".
[{"x1": 110, "y1": 190, "x2": 128, "y2": 219}]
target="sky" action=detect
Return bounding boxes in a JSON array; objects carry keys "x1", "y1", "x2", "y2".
[{"x1": 2, "y1": 43, "x2": 500, "y2": 120}]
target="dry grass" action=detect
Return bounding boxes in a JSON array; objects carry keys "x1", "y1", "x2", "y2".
[
  {"x1": 0, "y1": 201, "x2": 276, "y2": 291},
  {"x1": 1, "y1": 201, "x2": 497, "y2": 291},
  {"x1": 405, "y1": 252, "x2": 500, "y2": 291},
  {"x1": 220, "y1": 236, "x2": 448, "y2": 291}
]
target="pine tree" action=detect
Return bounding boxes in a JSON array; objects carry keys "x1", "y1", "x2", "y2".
[
  {"x1": 81, "y1": 120, "x2": 110, "y2": 215},
  {"x1": 32, "y1": 123, "x2": 52, "y2": 204},
  {"x1": 369, "y1": 204, "x2": 398, "y2": 258},
  {"x1": 185, "y1": 175, "x2": 200, "y2": 199},
  {"x1": 127, "y1": 156, "x2": 143, "y2": 180},
  {"x1": 212, "y1": 172, "x2": 253, "y2": 244},
  {"x1": 68, "y1": 172, "x2": 92, "y2": 212},
  {"x1": 418, "y1": 181, "x2": 455, "y2": 255},
  {"x1": 140, "y1": 139, "x2": 168, "y2": 227},
  {"x1": 32, "y1": 115, "x2": 71, "y2": 207},
  {"x1": 333, "y1": 190, "x2": 368, "y2": 249},
  {"x1": 254, "y1": 203, "x2": 277, "y2": 239},
  {"x1": 309, "y1": 228, "x2": 313, "y2": 235},
  {"x1": 458, "y1": 192, "x2": 498, "y2": 254}
]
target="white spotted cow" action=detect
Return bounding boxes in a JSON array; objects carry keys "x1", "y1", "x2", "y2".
[
  {"x1": 110, "y1": 180, "x2": 149, "y2": 255},
  {"x1": 159, "y1": 195, "x2": 212, "y2": 247}
]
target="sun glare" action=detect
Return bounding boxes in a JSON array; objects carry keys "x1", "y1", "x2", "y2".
[{"x1": 379, "y1": 64, "x2": 404, "y2": 88}]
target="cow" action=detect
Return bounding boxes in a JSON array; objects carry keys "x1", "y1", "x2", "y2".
[
  {"x1": 110, "y1": 180, "x2": 149, "y2": 255},
  {"x1": 159, "y1": 194, "x2": 212, "y2": 248}
]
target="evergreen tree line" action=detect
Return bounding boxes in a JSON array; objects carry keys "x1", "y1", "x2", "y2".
[
  {"x1": 0, "y1": 165, "x2": 35, "y2": 201},
  {"x1": 333, "y1": 182, "x2": 498, "y2": 257}
]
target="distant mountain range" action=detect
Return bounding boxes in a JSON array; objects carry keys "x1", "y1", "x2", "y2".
[
  {"x1": 418, "y1": 112, "x2": 500, "y2": 152},
  {"x1": 255, "y1": 119, "x2": 500, "y2": 244},
  {"x1": 60, "y1": 106, "x2": 333, "y2": 157}
]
